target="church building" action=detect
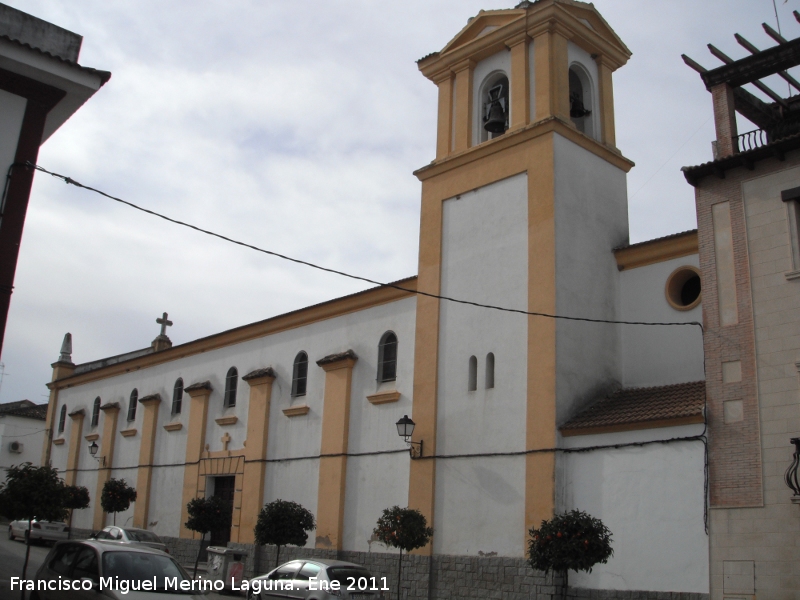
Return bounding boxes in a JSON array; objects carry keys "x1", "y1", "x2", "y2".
[{"x1": 41, "y1": 1, "x2": 729, "y2": 598}]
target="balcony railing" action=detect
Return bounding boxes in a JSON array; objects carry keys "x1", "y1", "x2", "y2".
[
  {"x1": 734, "y1": 121, "x2": 800, "y2": 154},
  {"x1": 785, "y1": 437, "x2": 800, "y2": 503}
]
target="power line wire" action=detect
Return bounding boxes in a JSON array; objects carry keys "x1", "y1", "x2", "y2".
[{"x1": 25, "y1": 162, "x2": 702, "y2": 331}]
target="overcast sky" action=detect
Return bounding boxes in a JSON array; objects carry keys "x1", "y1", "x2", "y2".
[{"x1": 1, "y1": 0, "x2": 799, "y2": 405}]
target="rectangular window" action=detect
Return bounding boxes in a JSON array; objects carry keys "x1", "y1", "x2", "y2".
[{"x1": 781, "y1": 186, "x2": 800, "y2": 274}]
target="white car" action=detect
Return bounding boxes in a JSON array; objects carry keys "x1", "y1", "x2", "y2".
[{"x1": 8, "y1": 519, "x2": 69, "y2": 544}]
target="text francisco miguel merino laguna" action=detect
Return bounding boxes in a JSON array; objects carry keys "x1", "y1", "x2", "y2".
[{"x1": 12, "y1": 575, "x2": 389, "y2": 594}]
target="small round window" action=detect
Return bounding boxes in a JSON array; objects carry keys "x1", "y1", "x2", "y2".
[{"x1": 665, "y1": 266, "x2": 701, "y2": 311}]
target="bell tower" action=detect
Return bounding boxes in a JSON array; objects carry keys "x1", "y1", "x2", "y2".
[{"x1": 408, "y1": 0, "x2": 634, "y2": 557}]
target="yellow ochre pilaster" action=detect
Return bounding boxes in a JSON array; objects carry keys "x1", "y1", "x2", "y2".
[
  {"x1": 532, "y1": 26, "x2": 570, "y2": 123},
  {"x1": 133, "y1": 393, "x2": 161, "y2": 529},
  {"x1": 65, "y1": 409, "x2": 85, "y2": 486},
  {"x1": 596, "y1": 57, "x2": 617, "y2": 148},
  {"x1": 43, "y1": 349, "x2": 75, "y2": 466},
  {"x1": 93, "y1": 402, "x2": 121, "y2": 530},
  {"x1": 239, "y1": 367, "x2": 276, "y2": 544},
  {"x1": 180, "y1": 381, "x2": 212, "y2": 539},
  {"x1": 435, "y1": 72, "x2": 454, "y2": 159},
  {"x1": 315, "y1": 350, "x2": 357, "y2": 551},
  {"x1": 525, "y1": 135, "x2": 557, "y2": 540},
  {"x1": 452, "y1": 60, "x2": 474, "y2": 152},
  {"x1": 507, "y1": 33, "x2": 530, "y2": 131}
]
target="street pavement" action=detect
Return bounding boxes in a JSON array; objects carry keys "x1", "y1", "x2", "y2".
[{"x1": 0, "y1": 534, "x2": 229, "y2": 599}]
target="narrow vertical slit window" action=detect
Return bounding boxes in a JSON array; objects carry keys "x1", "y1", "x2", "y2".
[
  {"x1": 292, "y1": 351, "x2": 308, "y2": 397},
  {"x1": 224, "y1": 368, "x2": 238, "y2": 408},
  {"x1": 485, "y1": 353, "x2": 495, "y2": 389},
  {"x1": 91, "y1": 397, "x2": 101, "y2": 428},
  {"x1": 172, "y1": 378, "x2": 184, "y2": 415},
  {"x1": 377, "y1": 331, "x2": 398, "y2": 382},
  {"x1": 468, "y1": 356, "x2": 478, "y2": 391},
  {"x1": 781, "y1": 186, "x2": 800, "y2": 271},
  {"x1": 127, "y1": 389, "x2": 138, "y2": 422},
  {"x1": 58, "y1": 405, "x2": 67, "y2": 434}
]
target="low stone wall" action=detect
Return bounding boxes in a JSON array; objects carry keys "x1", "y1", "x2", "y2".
[{"x1": 159, "y1": 538, "x2": 708, "y2": 600}]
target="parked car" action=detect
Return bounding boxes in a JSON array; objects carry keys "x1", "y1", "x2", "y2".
[
  {"x1": 90, "y1": 526, "x2": 169, "y2": 553},
  {"x1": 31, "y1": 539, "x2": 204, "y2": 599},
  {"x1": 246, "y1": 558, "x2": 386, "y2": 600},
  {"x1": 7, "y1": 519, "x2": 69, "y2": 544}
]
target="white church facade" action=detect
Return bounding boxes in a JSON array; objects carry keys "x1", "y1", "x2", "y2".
[{"x1": 41, "y1": 2, "x2": 714, "y2": 598}]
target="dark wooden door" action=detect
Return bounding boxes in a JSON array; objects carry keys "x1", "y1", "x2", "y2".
[{"x1": 208, "y1": 476, "x2": 235, "y2": 548}]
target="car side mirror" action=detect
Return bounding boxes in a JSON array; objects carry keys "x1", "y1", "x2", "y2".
[
  {"x1": 88, "y1": 532, "x2": 97, "y2": 539},
  {"x1": 80, "y1": 578, "x2": 100, "y2": 592}
]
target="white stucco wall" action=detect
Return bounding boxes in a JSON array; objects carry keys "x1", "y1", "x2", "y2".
[
  {"x1": 435, "y1": 173, "x2": 528, "y2": 557},
  {"x1": 51, "y1": 294, "x2": 415, "y2": 546},
  {"x1": 619, "y1": 255, "x2": 704, "y2": 388},
  {"x1": 0, "y1": 88, "x2": 26, "y2": 182},
  {"x1": 0, "y1": 413, "x2": 45, "y2": 470},
  {"x1": 559, "y1": 425, "x2": 709, "y2": 594},
  {"x1": 554, "y1": 134, "x2": 628, "y2": 424}
]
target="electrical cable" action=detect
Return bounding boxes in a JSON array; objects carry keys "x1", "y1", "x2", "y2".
[{"x1": 27, "y1": 162, "x2": 703, "y2": 332}]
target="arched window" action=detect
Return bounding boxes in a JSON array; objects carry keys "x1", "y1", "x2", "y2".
[
  {"x1": 479, "y1": 72, "x2": 510, "y2": 143},
  {"x1": 468, "y1": 356, "x2": 478, "y2": 392},
  {"x1": 377, "y1": 331, "x2": 398, "y2": 382},
  {"x1": 224, "y1": 368, "x2": 238, "y2": 408},
  {"x1": 485, "y1": 353, "x2": 495, "y2": 389},
  {"x1": 58, "y1": 405, "x2": 67, "y2": 434},
  {"x1": 292, "y1": 351, "x2": 308, "y2": 397},
  {"x1": 91, "y1": 397, "x2": 101, "y2": 428},
  {"x1": 127, "y1": 389, "x2": 138, "y2": 422},
  {"x1": 172, "y1": 378, "x2": 184, "y2": 415},
  {"x1": 569, "y1": 65, "x2": 594, "y2": 137}
]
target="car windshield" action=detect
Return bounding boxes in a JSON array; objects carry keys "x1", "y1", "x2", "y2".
[
  {"x1": 102, "y1": 551, "x2": 189, "y2": 593},
  {"x1": 124, "y1": 529, "x2": 161, "y2": 543},
  {"x1": 326, "y1": 567, "x2": 373, "y2": 584}
]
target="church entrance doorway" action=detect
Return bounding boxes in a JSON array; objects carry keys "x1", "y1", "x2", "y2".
[{"x1": 209, "y1": 475, "x2": 235, "y2": 548}]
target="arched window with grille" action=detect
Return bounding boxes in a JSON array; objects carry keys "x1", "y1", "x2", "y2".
[
  {"x1": 172, "y1": 378, "x2": 184, "y2": 415},
  {"x1": 377, "y1": 331, "x2": 398, "y2": 382},
  {"x1": 58, "y1": 405, "x2": 67, "y2": 433},
  {"x1": 468, "y1": 356, "x2": 478, "y2": 391},
  {"x1": 91, "y1": 397, "x2": 101, "y2": 428},
  {"x1": 224, "y1": 368, "x2": 238, "y2": 407},
  {"x1": 292, "y1": 351, "x2": 308, "y2": 397},
  {"x1": 127, "y1": 389, "x2": 138, "y2": 422},
  {"x1": 485, "y1": 353, "x2": 495, "y2": 389}
]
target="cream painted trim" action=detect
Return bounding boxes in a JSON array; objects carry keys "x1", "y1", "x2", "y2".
[
  {"x1": 665, "y1": 265, "x2": 702, "y2": 311},
  {"x1": 561, "y1": 414, "x2": 705, "y2": 437},
  {"x1": 163, "y1": 422, "x2": 183, "y2": 432},
  {"x1": 53, "y1": 438, "x2": 65, "y2": 445},
  {"x1": 120, "y1": 428, "x2": 137, "y2": 437},
  {"x1": 414, "y1": 117, "x2": 633, "y2": 183},
  {"x1": 614, "y1": 231, "x2": 698, "y2": 271},
  {"x1": 283, "y1": 405, "x2": 310, "y2": 417},
  {"x1": 51, "y1": 279, "x2": 416, "y2": 390},
  {"x1": 215, "y1": 416, "x2": 238, "y2": 426},
  {"x1": 367, "y1": 390, "x2": 401, "y2": 405},
  {"x1": 84, "y1": 433, "x2": 99, "y2": 441}
]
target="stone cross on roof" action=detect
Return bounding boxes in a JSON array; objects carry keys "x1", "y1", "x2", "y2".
[
  {"x1": 151, "y1": 312, "x2": 173, "y2": 352},
  {"x1": 156, "y1": 312, "x2": 173, "y2": 336}
]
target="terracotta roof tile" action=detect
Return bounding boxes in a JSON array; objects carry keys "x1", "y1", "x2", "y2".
[{"x1": 560, "y1": 381, "x2": 705, "y2": 435}]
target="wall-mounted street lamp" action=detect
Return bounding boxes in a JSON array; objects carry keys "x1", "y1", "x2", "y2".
[
  {"x1": 88, "y1": 441, "x2": 105, "y2": 467},
  {"x1": 785, "y1": 437, "x2": 800, "y2": 504},
  {"x1": 396, "y1": 415, "x2": 423, "y2": 459}
]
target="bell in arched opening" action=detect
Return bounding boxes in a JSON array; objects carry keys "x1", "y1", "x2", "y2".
[
  {"x1": 483, "y1": 78, "x2": 509, "y2": 135},
  {"x1": 569, "y1": 68, "x2": 591, "y2": 132}
]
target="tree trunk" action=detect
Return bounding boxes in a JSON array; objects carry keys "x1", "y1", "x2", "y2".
[
  {"x1": 113, "y1": 512, "x2": 116, "y2": 526},
  {"x1": 21, "y1": 518, "x2": 32, "y2": 600},
  {"x1": 275, "y1": 544, "x2": 281, "y2": 569},
  {"x1": 561, "y1": 569, "x2": 568, "y2": 600},
  {"x1": 67, "y1": 509, "x2": 73, "y2": 540},
  {"x1": 193, "y1": 532, "x2": 206, "y2": 579},
  {"x1": 397, "y1": 548, "x2": 403, "y2": 600}
]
